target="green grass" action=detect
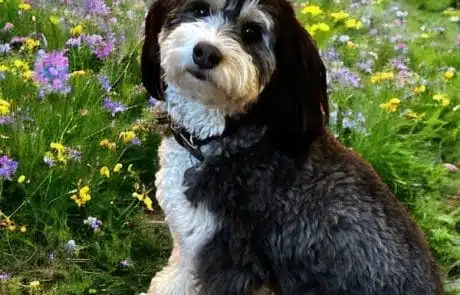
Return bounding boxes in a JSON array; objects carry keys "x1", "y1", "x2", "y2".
[{"x1": 0, "y1": 0, "x2": 459, "y2": 294}]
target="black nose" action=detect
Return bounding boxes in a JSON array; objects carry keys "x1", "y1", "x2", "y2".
[{"x1": 193, "y1": 42, "x2": 223, "y2": 69}]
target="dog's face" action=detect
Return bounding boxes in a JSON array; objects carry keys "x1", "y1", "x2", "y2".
[{"x1": 143, "y1": 0, "x2": 330, "y2": 152}]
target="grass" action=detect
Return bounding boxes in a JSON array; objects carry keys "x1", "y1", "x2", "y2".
[{"x1": 0, "y1": 0, "x2": 459, "y2": 294}]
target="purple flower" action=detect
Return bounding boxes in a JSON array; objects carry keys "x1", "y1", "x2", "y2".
[
  {"x1": 103, "y1": 97, "x2": 127, "y2": 116},
  {"x1": 43, "y1": 154, "x2": 56, "y2": 166},
  {"x1": 394, "y1": 42, "x2": 408, "y2": 54},
  {"x1": 67, "y1": 148, "x2": 82, "y2": 161},
  {"x1": 65, "y1": 36, "x2": 83, "y2": 47},
  {"x1": 0, "y1": 155, "x2": 18, "y2": 180},
  {"x1": 84, "y1": 0, "x2": 109, "y2": 16},
  {"x1": 149, "y1": 96, "x2": 159, "y2": 106},
  {"x1": 120, "y1": 259, "x2": 130, "y2": 267},
  {"x1": 356, "y1": 60, "x2": 373, "y2": 73},
  {"x1": 34, "y1": 50, "x2": 71, "y2": 96},
  {"x1": 131, "y1": 137, "x2": 141, "y2": 145},
  {"x1": 84, "y1": 216, "x2": 102, "y2": 231},
  {"x1": 65, "y1": 239, "x2": 76, "y2": 251},
  {"x1": 84, "y1": 34, "x2": 114, "y2": 59},
  {"x1": 338, "y1": 35, "x2": 350, "y2": 43},
  {"x1": 0, "y1": 116, "x2": 14, "y2": 125},
  {"x1": 329, "y1": 67, "x2": 361, "y2": 88},
  {"x1": 0, "y1": 272, "x2": 10, "y2": 281},
  {"x1": 391, "y1": 58, "x2": 408, "y2": 71},
  {"x1": 0, "y1": 44, "x2": 11, "y2": 55},
  {"x1": 456, "y1": 36, "x2": 460, "y2": 46},
  {"x1": 3, "y1": 23, "x2": 14, "y2": 31},
  {"x1": 98, "y1": 74, "x2": 112, "y2": 92}
]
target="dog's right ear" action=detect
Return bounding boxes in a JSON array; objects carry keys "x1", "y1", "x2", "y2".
[{"x1": 142, "y1": 0, "x2": 167, "y2": 100}]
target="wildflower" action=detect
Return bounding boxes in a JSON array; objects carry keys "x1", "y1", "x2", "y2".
[
  {"x1": 0, "y1": 272, "x2": 10, "y2": 281},
  {"x1": 0, "y1": 155, "x2": 18, "y2": 180},
  {"x1": 99, "y1": 139, "x2": 117, "y2": 151},
  {"x1": 84, "y1": 0, "x2": 110, "y2": 16},
  {"x1": 432, "y1": 93, "x2": 450, "y2": 106},
  {"x1": 22, "y1": 70, "x2": 34, "y2": 80},
  {"x1": 0, "y1": 99, "x2": 11, "y2": 115},
  {"x1": 316, "y1": 23, "x2": 330, "y2": 32},
  {"x1": 71, "y1": 185, "x2": 91, "y2": 207},
  {"x1": 17, "y1": 175, "x2": 26, "y2": 183},
  {"x1": 18, "y1": 3, "x2": 32, "y2": 10},
  {"x1": 347, "y1": 41, "x2": 357, "y2": 49},
  {"x1": 67, "y1": 148, "x2": 82, "y2": 161},
  {"x1": 149, "y1": 96, "x2": 159, "y2": 106},
  {"x1": 69, "y1": 70, "x2": 86, "y2": 77},
  {"x1": 405, "y1": 110, "x2": 425, "y2": 121},
  {"x1": 65, "y1": 239, "x2": 76, "y2": 251},
  {"x1": 143, "y1": 196, "x2": 153, "y2": 211},
  {"x1": 127, "y1": 164, "x2": 134, "y2": 172},
  {"x1": 413, "y1": 85, "x2": 426, "y2": 94},
  {"x1": 13, "y1": 59, "x2": 29, "y2": 72},
  {"x1": 20, "y1": 225, "x2": 27, "y2": 233},
  {"x1": 420, "y1": 33, "x2": 431, "y2": 39},
  {"x1": 34, "y1": 50, "x2": 71, "y2": 95},
  {"x1": 119, "y1": 131, "x2": 137, "y2": 144},
  {"x1": 70, "y1": 25, "x2": 84, "y2": 36},
  {"x1": 302, "y1": 5, "x2": 323, "y2": 16},
  {"x1": 84, "y1": 34, "x2": 114, "y2": 59},
  {"x1": 345, "y1": 18, "x2": 363, "y2": 29},
  {"x1": 330, "y1": 11, "x2": 349, "y2": 21},
  {"x1": 49, "y1": 142, "x2": 67, "y2": 164},
  {"x1": 0, "y1": 44, "x2": 11, "y2": 55},
  {"x1": 3, "y1": 23, "x2": 14, "y2": 31},
  {"x1": 103, "y1": 97, "x2": 127, "y2": 116},
  {"x1": 306, "y1": 23, "x2": 330, "y2": 35},
  {"x1": 113, "y1": 163, "x2": 123, "y2": 173},
  {"x1": 98, "y1": 74, "x2": 112, "y2": 92},
  {"x1": 65, "y1": 36, "x2": 83, "y2": 47},
  {"x1": 100, "y1": 166, "x2": 110, "y2": 178},
  {"x1": 120, "y1": 259, "x2": 130, "y2": 267},
  {"x1": 444, "y1": 69, "x2": 455, "y2": 80},
  {"x1": 29, "y1": 280, "x2": 40, "y2": 289},
  {"x1": 371, "y1": 72, "x2": 394, "y2": 83},
  {"x1": 49, "y1": 16, "x2": 60, "y2": 24},
  {"x1": 24, "y1": 38, "x2": 40, "y2": 52},
  {"x1": 395, "y1": 10, "x2": 408, "y2": 18},
  {"x1": 379, "y1": 98, "x2": 401, "y2": 113},
  {"x1": 83, "y1": 216, "x2": 102, "y2": 231}
]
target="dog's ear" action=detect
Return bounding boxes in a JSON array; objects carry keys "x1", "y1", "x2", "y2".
[
  {"x1": 141, "y1": 0, "x2": 168, "y2": 100},
  {"x1": 260, "y1": 0, "x2": 329, "y2": 154}
]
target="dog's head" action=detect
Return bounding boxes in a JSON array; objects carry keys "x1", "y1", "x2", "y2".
[{"x1": 142, "y1": 0, "x2": 329, "y2": 152}]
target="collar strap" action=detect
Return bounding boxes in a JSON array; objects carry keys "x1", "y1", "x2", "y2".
[{"x1": 170, "y1": 122, "x2": 219, "y2": 162}]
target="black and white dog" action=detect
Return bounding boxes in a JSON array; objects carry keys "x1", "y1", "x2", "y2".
[{"x1": 141, "y1": 0, "x2": 444, "y2": 294}]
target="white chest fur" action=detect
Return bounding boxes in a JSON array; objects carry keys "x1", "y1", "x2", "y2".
[{"x1": 148, "y1": 86, "x2": 225, "y2": 295}]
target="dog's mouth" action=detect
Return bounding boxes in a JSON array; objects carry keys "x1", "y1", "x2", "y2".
[{"x1": 186, "y1": 68, "x2": 208, "y2": 81}]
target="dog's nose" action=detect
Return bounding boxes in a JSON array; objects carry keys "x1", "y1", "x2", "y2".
[{"x1": 192, "y1": 42, "x2": 223, "y2": 69}]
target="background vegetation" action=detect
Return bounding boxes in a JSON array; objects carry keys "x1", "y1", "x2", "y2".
[{"x1": 0, "y1": 0, "x2": 459, "y2": 294}]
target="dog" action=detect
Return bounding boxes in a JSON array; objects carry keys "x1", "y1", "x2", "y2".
[{"x1": 141, "y1": 0, "x2": 445, "y2": 294}]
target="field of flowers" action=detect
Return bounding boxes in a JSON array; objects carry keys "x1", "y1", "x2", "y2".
[{"x1": 0, "y1": 0, "x2": 459, "y2": 294}]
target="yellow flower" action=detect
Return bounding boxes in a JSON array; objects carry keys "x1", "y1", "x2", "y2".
[
  {"x1": 306, "y1": 23, "x2": 330, "y2": 36},
  {"x1": 100, "y1": 166, "x2": 110, "y2": 178},
  {"x1": 379, "y1": 98, "x2": 401, "y2": 113},
  {"x1": 0, "y1": 65, "x2": 9, "y2": 72},
  {"x1": 20, "y1": 225, "x2": 27, "y2": 233},
  {"x1": 405, "y1": 110, "x2": 425, "y2": 121},
  {"x1": 69, "y1": 70, "x2": 87, "y2": 77},
  {"x1": 70, "y1": 25, "x2": 84, "y2": 36},
  {"x1": 99, "y1": 139, "x2": 117, "y2": 151},
  {"x1": 13, "y1": 59, "x2": 29, "y2": 72},
  {"x1": 371, "y1": 72, "x2": 394, "y2": 84},
  {"x1": 302, "y1": 5, "x2": 323, "y2": 16},
  {"x1": 432, "y1": 93, "x2": 450, "y2": 106},
  {"x1": 29, "y1": 280, "x2": 40, "y2": 289},
  {"x1": 316, "y1": 22, "x2": 330, "y2": 32},
  {"x1": 119, "y1": 131, "x2": 136, "y2": 144},
  {"x1": 444, "y1": 70, "x2": 455, "y2": 80},
  {"x1": 143, "y1": 196, "x2": 153, "y2": 211},
  {"x1": 420, "y1": 33, "x2": 430, "y2": 39},
  {"x1": 330, "y1": 11, "x2": 349, "y2": 21},
  {"x1": 347, "y1": 41, "x2": 357, "y2": 48},
  {"x1": 24, "y1": 38, "x2": 40, "y2": 52},
  {"x1": 0, "y1": 99, "x2": 11, "y2": 115},
  {"x1": 18, "y1": 175, "x2": 26, "y2": 184},
  {"x1": 22, "y1": 70, "x2": 35, "y2": 80},
  {"x1": 132, "y1": 192, "x2": 145, "y2": 201},
  {"x1": 413, "y1": 85, "x2": 426, "y2": 94},
  {"x1": 71, "y1": 185, "x2": 91, "y2": 207},
  {"x1": 345, "y1": 18, "x2": 363, "y2": 29},
  {"x1": 113, "y1": 163, "x2": 123, "y2": 173},
  {"x1": 50, "y1": 142, "x2": 67, "y2": 164},
  {"x1": 443, "y1": 9, "x2": 460, "y2": 17},
  {"x1": 127, "y1": 164, "x2": 134, "y2": 172},
  {"x1": 49, "y1": 15, "x2": 60, "y2": 24},
  {"x1": 18, "y1": 3, "x2": 32, "y2": 10}
]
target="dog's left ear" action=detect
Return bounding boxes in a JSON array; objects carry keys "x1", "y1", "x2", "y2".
[
  {"x1": 141, "y1": 0, "x2": 168, "y2": 100},
  {"x1": 260, "y1": 0, "x2": 329, "y2": 154}
]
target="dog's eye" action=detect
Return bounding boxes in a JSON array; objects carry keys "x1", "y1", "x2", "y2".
[
  {"x1": 241, "y1": 23, "x2": 263, "y2": 44},
  {"x1": 191, "y1": 2, "x2": 210, "y2": 18}
]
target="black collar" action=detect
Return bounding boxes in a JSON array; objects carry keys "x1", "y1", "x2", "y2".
[{"x1": 170, "y1": 121, "x2": 221, "y2": 162}]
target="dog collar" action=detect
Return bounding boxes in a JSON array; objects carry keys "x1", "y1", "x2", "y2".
[{"x1": 170, "y1": 121, "x2": 220, "y2": 162}]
